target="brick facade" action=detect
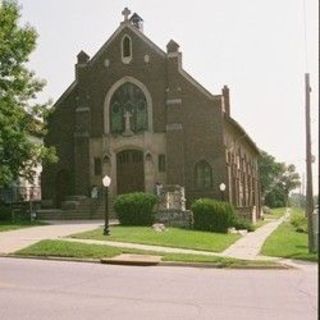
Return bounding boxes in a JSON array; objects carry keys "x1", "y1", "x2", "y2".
[{"x1": 42, "y1": 11, "x2": 261, "y2": 219}]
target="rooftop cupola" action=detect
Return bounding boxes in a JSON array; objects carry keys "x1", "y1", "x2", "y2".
[
  {"x1": 130, "y1": 13, "x2": 144, "y2": 32},
  {"x1": 77, "y1": 50, "x2": 90, "y2": 64},
  {"x1": 166, "y1": 40, "x2": 180, "y2": 54}
]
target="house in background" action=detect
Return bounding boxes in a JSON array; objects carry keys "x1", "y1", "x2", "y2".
[
  {"x1": 42, "y1": 8, "x2": 261, "y2": 221},
  {"x1": 0, "y1": 134, "x2": 42, "y2": 204}
]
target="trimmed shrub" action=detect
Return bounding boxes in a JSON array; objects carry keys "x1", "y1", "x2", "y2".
[
  {"x1": 0, "y1": 205, "x2": 12, "y2": 221},
  {"x1": 290, "y1": 211, "x2": 308, "y2": 233},
  {"x1": 114, "y1": 192, "x2": 158, "y2": 226},
  {"x1": 191, "y1": 199, "x2": 235, "y2": 233},
  {"x1": 232, "y1": 216, "x2": 254, "y2": 232}
]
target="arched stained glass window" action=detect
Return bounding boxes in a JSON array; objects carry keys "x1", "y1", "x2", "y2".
[
  {"x1": 110, "y1": 82, "x2": 148, "y2": 134},
  {"x1": 195, "y1": 160, "x2": 212, "y2": 189}
]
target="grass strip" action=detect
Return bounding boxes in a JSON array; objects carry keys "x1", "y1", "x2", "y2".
[
  {"x1": 70, "y1": 226, "x2": 241, "y2": 253},
  {"x1": 261, "y1": 221, "x2": 318, "y2": 262},
  {"x1": 263, "y1": 207, "x2": 286, "y2": 220},
  {"x1": 15, "y1": 240, "x2": 281, "y2": 268}
]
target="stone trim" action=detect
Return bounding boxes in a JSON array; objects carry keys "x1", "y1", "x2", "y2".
[
  {"x1": 167, "y1": 52, "x2": 180, "y2": 58},
  {"x1": 76, "y1": 107, "x2": 90, "y2": 113},
  {"x1": 120, "y1": 34, "x2": 132, "y2": 64},
  {"x1": 166, "y1": 123, "x2": 182, "y2": 131},
  {"x1": 166, "y1": 98, "x2": 182, "y2": 106}
]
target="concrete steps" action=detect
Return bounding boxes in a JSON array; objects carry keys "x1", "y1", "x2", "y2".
[{"x1": 37, "y1": 195, "x2": 117, "y2": 220}]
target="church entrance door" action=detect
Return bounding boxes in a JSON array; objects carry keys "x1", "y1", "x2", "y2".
[
  {"x1": 55, "y1": 169, "x2": 70, "y2": 208},
  {"x1": 116, "y1": 150, "x2": 145, "y2": 194}
]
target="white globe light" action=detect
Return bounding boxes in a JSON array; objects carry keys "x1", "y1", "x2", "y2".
[
  {"x1": 102, "y1": 175, "x2": 111, "y2": 187},
  {"x1": 219, "y1": 183, "x2": 226, "y2": 191}
]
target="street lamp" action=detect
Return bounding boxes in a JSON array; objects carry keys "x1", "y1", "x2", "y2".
[
  {"x1": 219, "y1": 183, "x2": 226, "y2": 201},
  {"x1": 102, "y1": 175, "x2": 111, "y2": 235}
]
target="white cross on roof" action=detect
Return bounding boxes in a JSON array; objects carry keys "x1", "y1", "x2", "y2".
[{"x1": 121, "y1": 7, "x2": 131, "y2": 21}]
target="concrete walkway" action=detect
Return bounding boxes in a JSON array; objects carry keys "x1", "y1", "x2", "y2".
[
  {"x1": 0, "y1": 220, "x2": 105, "y2": 254},
  {"x1": 221, "y1": 209, "x2": 290, "y2": 260}
]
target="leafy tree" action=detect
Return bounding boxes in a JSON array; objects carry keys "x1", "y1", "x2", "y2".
[
  {"x1": 278, "y1": 164, "x2": 301, "y2": 206},
  {"x1": 259, "y1": 151, "x2": 301, "y2": 208},
  {"x1": 258, "y1": 151, "x2": 283, "y2": 196},
  {"x1": 0, "y1": 0, "x2": 57, "y2": 186}
]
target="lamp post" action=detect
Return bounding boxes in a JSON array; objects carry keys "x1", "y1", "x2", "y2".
[
  {"x1": 102, "y1": 175, "x2": 111, "y2": 235},
  {"x1": 219, "y1": 183, "x2": 226, "y2": 201}
]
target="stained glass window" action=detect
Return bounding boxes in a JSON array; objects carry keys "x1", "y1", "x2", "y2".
[
  {"x1": 195, "y1": 160, "x2": 212, "y2": 189},
  {"x1": 110, "y1": 82, "x2": 148, "y2": 134}
]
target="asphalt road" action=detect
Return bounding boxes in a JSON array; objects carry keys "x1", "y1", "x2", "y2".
[{"x1": 0, "y1": 258, "x2": 317, "y2": 320}]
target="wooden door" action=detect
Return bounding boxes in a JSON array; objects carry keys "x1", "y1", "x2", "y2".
[
  {"x1": 55, "y1": 169, "x2": 70, "y2": 208},
  {"x1": 116, "y1": 150, "x2": 145, "y2": 194}
]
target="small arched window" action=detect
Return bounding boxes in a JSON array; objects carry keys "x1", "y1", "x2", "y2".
[
  {"x1": 122, "y1": 35, "x2": 132, "y2": 63},
  {"x1": 195, "y1": 160, "x2": 212, "y2": 189}
]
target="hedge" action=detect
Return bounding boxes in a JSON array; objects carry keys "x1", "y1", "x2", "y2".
[
  {"x1": 191, "y1": 198, "x2": 235, "y2": 233},
  {"x1": 290, "y1": 211, "x2": 308, "y2": 233},
  {"x1": 232, "y1": 216, "x2": 254, "y2": 232},
  {"x1": 114, "y1": 192, "x2": 158, "y2": 226}
]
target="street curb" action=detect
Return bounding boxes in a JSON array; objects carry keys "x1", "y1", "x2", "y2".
[
  {"x1": 159, "y1": 261, "x2": 292, "y2": 270},
  {"x1": 0, "y1": 254, "x2": 101, "y2": 264},
  {"x1": 0, "y1": 254, "x2": 292, "y2": 270}
]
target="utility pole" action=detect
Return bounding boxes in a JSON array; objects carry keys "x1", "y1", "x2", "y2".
[
  {"x1": 304, "y1": 73, "x2": 314, "y2": 253},
  {"x1": 301, "y1": 172, "x2": 305, "y2": 210}
]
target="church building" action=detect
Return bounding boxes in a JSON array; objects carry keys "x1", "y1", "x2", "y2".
[{"x1": 42, "y1": 8, "x2": 261, "y2": 220}]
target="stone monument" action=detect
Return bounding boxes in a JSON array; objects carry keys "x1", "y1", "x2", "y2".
[{"x1": 154, "y1": 185, "x2": 192, "y2": 228}]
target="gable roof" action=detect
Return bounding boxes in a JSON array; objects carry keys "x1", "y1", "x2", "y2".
[
  {"x1": 54, "y1": 80, "x2": 77, "y2": 108},
  {"x1": 54, "y1": 20, "x2": 221, "y2": 107},
  {"x1": 90, "y1": 22, "x2": 166, "y2": 65},
  {"x1": 224, "y1": 115, "x2": 260, "y2": 155}
]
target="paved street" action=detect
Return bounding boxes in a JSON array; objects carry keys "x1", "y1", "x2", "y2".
[{"x1": 0, "y1": 258, "x2": 317, "y2": 320}]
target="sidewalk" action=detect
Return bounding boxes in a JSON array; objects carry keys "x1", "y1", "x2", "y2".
[
  {"x1": 221, "y1": 209, "x2": 290, "y2": 260},
  {"x1": 0, "y1": 220, "x2": 105, "y2": 254}
]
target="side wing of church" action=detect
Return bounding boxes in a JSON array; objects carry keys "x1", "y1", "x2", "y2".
[{"x1": 42, "y1": 9, "x2": 261, "y2": 220}]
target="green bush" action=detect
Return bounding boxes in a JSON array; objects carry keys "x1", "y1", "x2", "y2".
[
  {"x1": 290, "y1": 212, "x2": 308, "y2": 233},
  {"x1": 0, "y1": 205, "x2": 12, "y2": 221},
  {"x1": 232, "y1": 216, "x2": 254, "y2": 232},
  {"x1": 191, "y1": 199, "x2": 235, "y2": 233},
  {"x1": 114, "y1": 192, "x2": 158, "y2": 226}
]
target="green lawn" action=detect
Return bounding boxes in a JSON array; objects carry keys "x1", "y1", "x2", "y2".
[
  {"x1": 0, "y1": 221, "x2": 45, "y2": 232},
  {"x1": 70, "y1": 226, "x2": 241, "y2": 253},
  {"x1": 15, "y1": 240, "x2": 280, "y2": 268},
  {"x1": 261, "y1": 220, "x2": 318, "y2": 262},
  {"x1": 263, "y1": 207, "x2": 286, "y2": 220},
  {"x1": 16, "y1": 240, "x2": 122, "y2": 259}
]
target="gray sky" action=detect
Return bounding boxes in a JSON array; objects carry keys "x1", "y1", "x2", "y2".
[{"x1": 19, "y1": 0, "x2": 318, "y2": 194}]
